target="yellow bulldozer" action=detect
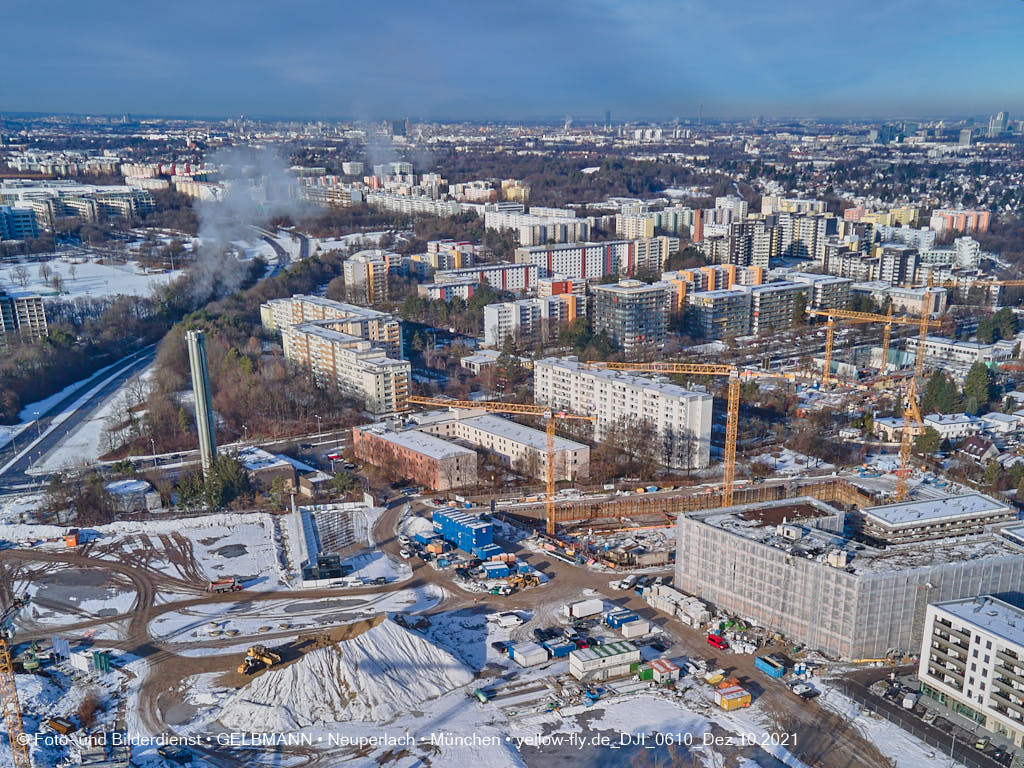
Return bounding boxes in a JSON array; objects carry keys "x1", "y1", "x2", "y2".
[
  {"x1": 507, "y1": 573, "x2": 540, "y2": 591},
  {"x1": 237, "y1": 644, "x2": 282, "y2": 675}
]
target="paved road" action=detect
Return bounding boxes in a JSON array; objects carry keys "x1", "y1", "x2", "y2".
[{"x1": 0, "y1": 347, "x2": 156, "y2": 491}]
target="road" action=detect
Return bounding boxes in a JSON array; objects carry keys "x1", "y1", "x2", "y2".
[{"x1": 0, "y1": 346, "x2": 156, "y2": 491}]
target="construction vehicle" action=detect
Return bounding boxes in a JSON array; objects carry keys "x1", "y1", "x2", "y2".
[
  {"x1": 406, "y1": 396, "x2": 595, "y2": 536},
  {"x1": 209, "y1": 577, "x2": 243, "y2": 593},
  {"x1": 237, "y1": 644, "x2": 281, "y2": 675},
  {"x1": 1, "y1": 595, "x2": 30, "y2": 768},
  {"x1": 508, "y1": 573, "x2": 540, "y2": 590},
  {"x1": 805, "y1": 307, "x2": 941, "y2": 386}
]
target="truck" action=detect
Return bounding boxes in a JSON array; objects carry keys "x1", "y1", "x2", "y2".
[
  {"x1": 208, "y1": 578, "x2": 243, "y2": 593},
  {"x1": 563, "y1": 598, "x2": 603, "y2": 620},
  {"x1": 754, "y1": 654, "x2": 786, "y2": 679},
  {"x1": 495, "y1": 612, "x2": 523, "y2": 628}
]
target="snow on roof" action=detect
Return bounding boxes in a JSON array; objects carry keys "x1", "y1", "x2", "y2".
[
  {"x1": 236, "y1": 446, "x2": 295, "y2": 472},
  {"x1": 571, "y1": 640, "x2": 639, "y2": 662},
  {"x1": 862, "y1": 493, "x2": 1010, "y2": 528},
  {"x1": 104, "y1": 479, "x2": 153, "y2": 496},
  {"x1": 458, "y1": 413, "x2": 587, "y2": 452},
  {"x1": 538, "y1": 357, "x2": 712, "y2": 401},
  {"x1": 358, "y1": 425, "x2": 474, "y2": 460},
  {"x1": 935, "y1": 596, "x2": 1024, "y2": 647},
  {"x1": 982, "y1": 412, "x2": 1019, "y2": 424},
  {"x1": 924, "y1": 412, "x2": 979, "y2": 425}
]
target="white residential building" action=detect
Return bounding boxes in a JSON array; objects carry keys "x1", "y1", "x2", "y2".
[
  {"x1": 923, "y1": 413, "x2": 983, "y2": 441},
  {"x1": 918, "y1": 595, "x2": 1024, "y2": 747},
  {"x1": 533, "y1": 356, "x2": 713, "y2": 469},
  {"x1": 260, "y1": 295, "x2": 402, "y2": 358},
  {"x1": 433, "y1": 262, "x2": 538, "y2": 293},
  {"x1": 483, "y1": 295, "x2": 579, "y2": 348}
]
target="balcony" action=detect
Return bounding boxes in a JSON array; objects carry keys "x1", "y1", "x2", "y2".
[
  {"x1": 997, "y1": 649, "x2": 1022, "y2": 668},
  {"x1": 932, "y1": 632, "x2": 970, "y2": 654},
  {"x1": 927, "y1": 665, "x2": 964, "y2": 686},
  {"x1": 996, "y1": 663, "x2": 1024, "y2": 687},
  {"x1": 929, "y1": 646, "x2": 966, "y2": 669},
  {"x1": 990, "y1": 687, "x2": 1024, "y2": 718}
]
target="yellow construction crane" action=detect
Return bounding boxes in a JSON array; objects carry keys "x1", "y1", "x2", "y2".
[
  {"x1": 584, "y1": 362, "x2": 741, "y2": 507},
  {"x1": 1, "y1": 596, "x2": 30, "y2": 768},
  {"x1": 405, "y1": 395, "x2": 595, "y2": 535},
  {"x1": 895, "y1": 377, "x2": 925, "y2": 502},
  {"x1": 805, "y1": 307, "x2": 940, "y2": 386}
]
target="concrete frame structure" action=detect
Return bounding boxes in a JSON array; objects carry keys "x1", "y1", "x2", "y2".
[{"x1": 675, "y1": 496, "x2": 1024, "y2": 659}]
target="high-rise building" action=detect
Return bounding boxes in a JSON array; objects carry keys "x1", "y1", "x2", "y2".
[
  {"x1": 433, "y1": 262, "x2": 537, "y2": 293},
  {"x1": 591, "y1": 279, "x2": 673, "y2": 353},
  {"x1": 738, "y1": 282, "x2": 805, "y2": 335},
  {"x1": 281, "y1": 323, "x2": 410, "y2": 414},
  {"x1": 0, "y1": 206, "x2": 39, "y2": 240},
  {"x1": 343, "y1": 250, "x2": 399, "y2": 304},
  {"x1": 777, "y1": 212, "x2": 837, "y2": 261},
  {"x1": 685, "y1": 289, "x2": 751, "y2": 339},
  {"x1": 0, "y1": 290, "x2": 47, "y2": 343},
  {"x1": 987, "y1": 111, "x2": 1010, "y2": 138},
  {"x1": 259, "y1": 295, "x2": 402, "y2": 359},
  {"x1": 929, "y1": 209, "x2": 991, "y2": 237},
  {"x1": 918, "y1": 594, "x2": 1024, "y2": 748},
  {"x1": 483, "y1": 295, "x2": 578, "y2": 348},
  {"x1": 533, "y1": 356, "x2": 713, "y2": 469}
]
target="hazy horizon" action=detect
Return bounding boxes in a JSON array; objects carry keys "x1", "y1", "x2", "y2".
[{"x1": 4, "y1": 0, "x2": 1023, "y2": 121}]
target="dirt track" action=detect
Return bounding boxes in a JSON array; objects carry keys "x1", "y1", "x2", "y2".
[{"x1": 4, "y1": 503, "x2": 891, "y2": 768}]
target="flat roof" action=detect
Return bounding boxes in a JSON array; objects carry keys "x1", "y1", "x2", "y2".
[
  {"x1": 861, "y1": 493, "x2": 1010, "y2": 528},
  {"x1": 357, "y1": 426, "x2": 474, "y2": 460},
  {"x1": 935, "y1": 596, "x2": 1024, "y2": 646},
  {"x1": 571, "y1": 640, "x2": 639, "y2": 662},
  {"x1": 688, "y1": 496, "x2": 1024, "y2": 576},
  {"x1": 458, "y1": 413, "x2": 588, "y2": 452},
  {"x1": 537, "y1": 357, "x2": 713, "y2": 402}
]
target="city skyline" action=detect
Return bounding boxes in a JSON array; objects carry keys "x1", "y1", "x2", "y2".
[{"x1": 4, "y1": 0, "x2": 1023, "y2": 121}]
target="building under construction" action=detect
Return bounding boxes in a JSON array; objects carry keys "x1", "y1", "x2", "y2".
[{"x1": 675, "y1": 494, "x2": 1024, "y2": 660}]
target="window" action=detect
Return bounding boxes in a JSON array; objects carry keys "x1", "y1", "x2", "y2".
[{"x1": 986, "y1": 640, "x2": 992, "y2": 650}]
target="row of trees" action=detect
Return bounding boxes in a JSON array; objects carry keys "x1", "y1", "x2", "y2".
[{"x1": 920, "y1": 364, "x2": 998, "y2": 416}]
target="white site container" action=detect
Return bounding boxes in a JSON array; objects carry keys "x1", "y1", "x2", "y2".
[
  {"x1": 511, "y1": 642, "x2": 549, "y2": 667},
  {"x1": 563, "y1": 598, "x2": 603, "y2": 619},
  {"x1": 621, "y1": 619, "x2": 651, "y2": 638}
]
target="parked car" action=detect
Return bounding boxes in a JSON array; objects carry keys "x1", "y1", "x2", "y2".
[
  {"x1": 398, "y1": 535, "x2": 410, "y2": 545},
  {"x1": 399, "y1": 549, "x2": 412, "y2": 560},
  {"x1": 491, "y1": 641, "x2": 510, "y2": 652},
  {"x1": 975, "y1": 736, "x2": 990, "y2": 751},
  {"x1": 706, "y1": 634, "x2": 728, "y2": 650},
  {"x1": 649, "y1": 640, "x2": 668, "y2": 653},
  {"x1": 344, "y1": 463, "x2": 357, "y2": 470}
]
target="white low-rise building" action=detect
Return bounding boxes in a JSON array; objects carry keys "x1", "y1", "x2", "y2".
[
  {"x1": 568, "y1": 640, "x2": 641, "y2": 682},
  {"x1": 924, "y1": 413, "x2": 983, "y2": 441}
]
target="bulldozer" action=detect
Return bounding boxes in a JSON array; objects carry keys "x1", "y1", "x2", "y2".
[
  {"x1": 237, "y1": 644, "x2": 282, "y2": 675},
  {"x1": 507, "y1": 573, "x2": 540, "y2": 591}
]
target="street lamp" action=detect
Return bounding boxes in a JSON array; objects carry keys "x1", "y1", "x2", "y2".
[
  {"x1": 150, "y1": 437, "x2": 156, "y2": 467},
  {"x1": 314, "y1": 414, "x2": 322, "y2": 442},
  {"x1": 242, "y1": 424, "x2": 248, "y2": 442},
  {"x1": 33, "y1": 411, "x2": 41, "y2": 439}
]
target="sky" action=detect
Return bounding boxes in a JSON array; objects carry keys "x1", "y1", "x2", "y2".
[{"x1": 3, "y1": 0, "x2": 1024, "y2": 121}]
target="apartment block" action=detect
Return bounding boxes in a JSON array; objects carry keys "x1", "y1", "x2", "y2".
[
  {"x1": 918, "y1": 595, "x2": 1024, "y2": 747},
  {"x1": 417, "y1": 280, "x2": 479, "y2": 302},
  {"x1": 592, "y1": 279, "x2": 672, "y2": 353},
  {"x1": 484, "y1": 208, "x2": 589, "y2": 246},
  {"x1": 676, "y1": 497, "x2": 1024, "y2": 659},
  {"x1": 351, "y1": 425, "x2": 476, "y2": 491},
  {"x1": 854, "y1": 494, "x2": 1016, "y2": 545},
  {"x1": 686, "y1": 289, "x2": 752, "y2": 339},
  {"x1": 615, "y1": 213, "x2": 656, "y2": 239},
  {"x1": 281, "y1": 322, "x2": 410, "y2": 414},
  {"x1": 0, "y1": 290, "x2": 48, "y2": 342},
  {"x1": 724, "y1": 215, "x2": 779, "y2": 268},
  {"x1": 0, "y1": 206, "x2": 39, "y2": 240},
  {"x1": 786, "y1": 273, "x2": 852, "y2": 310},
  {"x1": 533, "y1": 356, "x2": 713, "y2": 469},
  {"x1": 343, "y1": 249, "x2": 399, "y2": 304},
  {"x1": 778, "y1": 212, "x2": 837, "y2": 261},
  {"x1": 413, "y1": 410, "x2": 589, "y2": 481},
  {"x1": 930, "y1": 209, "x2": 991, "y2": 237},
  {"x1": 537, "y1": 275, "x2": 588, "y2": 313},
  {"x1": 760, "y1": 196, "x2": 828, "y2": 216},
  {"x1": 739, "y1": 282, "x2": 805, "y2": 335},
  {"x1": 433, "y1": 262, "x2": 537, "y2": 293},
  {"x1": 260, "y1": 295, "x2": 402, "y2": 358},
  {"x1": 483, "y1": 295, "x2": 578, "y2": 348},
  {"x1": 364, "y1": 191, "x2": 462, "y2": 218}
]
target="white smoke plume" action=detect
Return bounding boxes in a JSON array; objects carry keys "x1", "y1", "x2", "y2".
[{"x1": 190, "y1": 145, "x2": 309, "y2": 300}]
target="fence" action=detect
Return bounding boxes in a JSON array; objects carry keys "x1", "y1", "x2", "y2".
[{"x1": 835, "y1": 679, "x2": 1007, "y2": 768}]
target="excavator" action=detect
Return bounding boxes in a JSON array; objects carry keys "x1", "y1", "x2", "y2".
[{"x1": 237, "y1": 644, "x2": 281, "y2": 675}]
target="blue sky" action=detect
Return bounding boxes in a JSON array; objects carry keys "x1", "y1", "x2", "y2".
[{"x1": 3, "y1": 0, "x2": 1023, "y2": 120}]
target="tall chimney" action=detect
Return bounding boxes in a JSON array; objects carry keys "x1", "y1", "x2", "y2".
[{"x1": 186, "y1": 330, "x2": 217, "y2": 477}]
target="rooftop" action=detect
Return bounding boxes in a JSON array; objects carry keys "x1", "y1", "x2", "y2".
[
  {"x1": 862, "y1": 493, "x2": 1011, "y2": 528},
  {"x1": 935, "y1": 596, "x2": 1024, "y2": 647},
  {"x1": 538, "y1": 357, "x2": 712, "y2": 402},
  {"x1": 356, "y1": 426, "x2": 475, "y2": 461},
  {"x1": 457, "y1": 413, "x2": 588, "y2": 452},
  {"x1": 571, "y1": 640, "x2": 639, "y2": 662}
]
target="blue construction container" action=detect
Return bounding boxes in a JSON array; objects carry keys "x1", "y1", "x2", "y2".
[
  {"x1": 516, "y1": 562, "x2": 534, "y2": 575},
  {"x1": 415, "y1": 532, "x2": 439, "y2": 546},
  {"x1": 473, "y1": 543, "x2": 503, "y2": 560},
  {"x1": 604, "y1": 609, "x2": 640, "y2": 629},
  {"x1": 482, "y1": 562, "x2": 510, "y2": 579},
  {"x1": 433, "y1": 510, "x2": 494, "y2": 553},
  {"x1": 542, "y1": 640, "x2": 575, "y2": 658},
  {"x1": 755, "y1": 655, "x2": 786, "y2": 678}
]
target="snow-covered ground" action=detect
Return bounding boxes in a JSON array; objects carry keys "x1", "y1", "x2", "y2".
[
  {"x1": 313, "y1": 231, "x2": 388, "y2": 253},
  {"x1": 32, "y1": 363, "x2": 154, "y2": 472},
  {"x1": 0, "y1": 256, "x2": 183, "y2": 300},
  {"x1": 750, "y1": 448, "x2": 835, "y2": 475}
]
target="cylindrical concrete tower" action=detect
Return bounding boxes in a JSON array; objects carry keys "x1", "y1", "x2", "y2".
[{"x1": 186, "y1": 329, "x2": 217, "y2": 477}]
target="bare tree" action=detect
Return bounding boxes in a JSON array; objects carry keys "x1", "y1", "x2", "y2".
[
  {"x1": 37, "y1": 263, "x2": 52, "y2": 282},
  {"x1": 12, "y1": 265, "x2": 28, "y2": 287}
]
